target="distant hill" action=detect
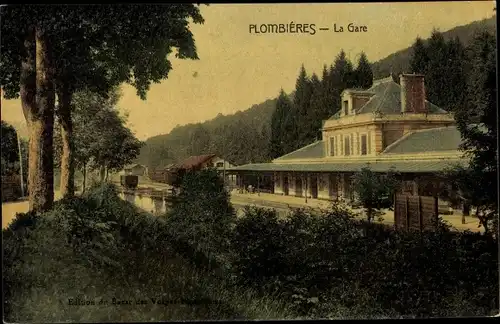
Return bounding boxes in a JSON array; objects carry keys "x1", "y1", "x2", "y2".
[
  {"x1": 137, "y1": 97, "x2": 280, "y2": 169},
  {"x1": 371, "y1": 15, "x2": 496, "y2": 78},
  {"x1": 137, "y1": 15, "x2": 496, "y2": 168}
]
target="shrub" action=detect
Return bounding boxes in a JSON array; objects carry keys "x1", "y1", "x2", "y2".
[
  {"x1": 3, "y1": 182, "x2": 292, "y2": 321},
  {"x1": 351, "y1": 166, "x2": 399, "y2": 222},
  {"x1": 165, "y1": 168, "x2": 236, "y2": 270},
  {"x1": 230, "y1": 206, "x2": 286, "y2": 287},
  {"x1": 230, "y1": 203, "x2": 499, "y2": 318}
]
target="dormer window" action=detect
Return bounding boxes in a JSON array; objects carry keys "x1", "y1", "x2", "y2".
[{"x1": 343, "y1": 100, "x2": 349, "y2": 115}]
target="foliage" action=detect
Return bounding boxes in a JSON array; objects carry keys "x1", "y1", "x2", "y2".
[
  {"x1": 307, "y1": 66, "x2": 330, "y2": 143},
  {"x1": 353, "y1": 52, "x2": 373, "y2": 89},
  {"x1": 137, "y1": 98, "x2": 276, "y2": 169},
  {"x1": 0, "y1": 4, "x2": 206, "y2": 100},
  {"x1": 449, "y1": 30, "x2": 497, "y2": 234},
  {"x1": 1, "y1": 4, "x2": 206, "y2": 207},
  {"x1": 230, "y1": 206, "x2": 286, "y2": 286},
  {"x1": 165, "y1": 168, "x2": 236, "y2": 269},
  {"x1": 371, "y1": 15, "x2": 496, "y2": 78},
  {"x1": 2, "y1": 183, "x2": 290, "y2": 322},
  {"x1": 292, "y1": 65, "x2": 315, "y2": 149},
  {"x1": 1, "y1": 121, "x2": 28, "y2": 200},
  {"x1": 1, "y1": 121, "x2": 20, "y2": 176},
  {"x1": 54, "y1": 88, "x2": 143, "y2": 174},
  {"x1": 139, "y1": 47, "x2": 375, "y2": 169},
  {"x1": 351, "y1": 167, "x2": 399, "y2": 222},
  {"x1": 407, "y1": 30, "x2": 469, "y2": 112},
  {"x1": 409, "y1": 37, "x2": 429, "y2": 74},
  {"x1": 440, "y1": 164, "x2": 496, "y2": 233},
  {"x1": 269, "y1": 50, "x2": 373, "y2": 158},
  {"x1": 269, "y1": 89, "x2": 293, "y2": 159},
  {"x1": 230, "y1": 205, "x2": 498, "y2": 318}
]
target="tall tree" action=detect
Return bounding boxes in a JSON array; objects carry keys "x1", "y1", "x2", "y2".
[
  {"x1": 54, "y1": 88, "x2": 143, "y2": 192},
  {"x1": 269, "y1": 89, "x2": 292, "y2": 159},
  {"x1": 452, "y1": 30, "x2": 497, "y2": 232},
  {"x1": 327, "y1": 50, "x2": 355, "y2": 116},
  {"x1": 354, "y1": 52, "x2": 373, "y2": 89},
  {"x1": 320, "y1": 64, "x2": 337, "y2": 118},
  {"x1": 409, "y1": 32, "x2": 468, "y2": 112},
  {"x1": 92, "y1": 110, "x2": 144, "y2": 182},
  {"x1": 55, "y1": 4, "x2": 205, "y2": 198},
  {"x1": 0, "y1": 4, "x2": 205, "y2": 211},
  {"x1": 423, "y1": 30, "x2": 449, "y2": 108},
  {"x1": 292, "y1": 65, "x2": 314, "y2": 150},
  {"x1": 306, "y1": 73, "x2": 323, "y2": 143},
  {"x1": 409, "y1": 37, "x2": 429, "y2": 74},
  {"x1": 443, "y1": 36, "x2": 468, "y2": 112},
  {"x1": 51, "y1": 8, "x2": 115, "y2": 198}
]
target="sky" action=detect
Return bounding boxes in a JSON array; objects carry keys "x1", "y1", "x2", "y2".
[{"x1": 0, "y1": 2, "x2": 496, "y2": 140}]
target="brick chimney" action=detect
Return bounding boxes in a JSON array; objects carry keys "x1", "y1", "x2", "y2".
[{"x1": 400, "y1": 74, "x2": 426, "y2": 113}]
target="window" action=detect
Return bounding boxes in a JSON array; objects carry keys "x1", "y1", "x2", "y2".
[
  {"x1": 344, "y1": 136, "x2": 351, "y2": 156},
  {"x1": 360, "y1": 134, "x2": 367, "y2": 155},
  {"x1": 329, "y1": 137, "x2": 335, "y2": 156},
  {"x1": 343, "y1": 100, "x2": 349, "y2": 115},
  {"x1": 367, "y1": 131, "x2": 371, "y2": 154},
  {"x1": 216, "y1": 162, "x2": 224, "y2": 168},
  {"x1": 356, "y1": 133, "x2": 360, "y2": 155},
  {"x1": 339, "y1": 135, "x2": 343, "y2": 155}
]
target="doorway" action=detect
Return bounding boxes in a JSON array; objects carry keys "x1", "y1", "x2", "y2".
[
  {"x1": 295, "y1": 176, "x2": 303, "y2": 197},
  {"x1": 310, "y1": 175, "x2": 318, "y2": 199},
  {"x1": 283, "y1": 175, "x2": 289, "y2": 196},
  {"x1": 329, "y1": 173, "x2": 338, "y2": 200}
]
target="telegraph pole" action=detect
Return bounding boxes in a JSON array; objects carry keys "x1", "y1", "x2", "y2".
[
  {"x1": 17, "y1": 132, "x2": 25, "y2": 197},
  {"x1": 222, "y1": 124, "x2": 227, "y2": 189}
]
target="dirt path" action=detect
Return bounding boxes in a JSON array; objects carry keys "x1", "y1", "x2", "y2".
[{"x1": 2, "y1": 191, "x2": 64, "y2": 229}]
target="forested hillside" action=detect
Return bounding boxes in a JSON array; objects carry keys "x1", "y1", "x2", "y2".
[
  {"x1": 371, "y1": 15, "x2": 496, "y2": 78},
  {"x1": 137, "y1": 98, "x2": 281, "y2": 168},
  {"x1": 137, "y1": 15, "x2": 496, "y2": 170}
]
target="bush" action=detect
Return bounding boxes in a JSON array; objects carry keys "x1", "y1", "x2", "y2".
[
  {"x1": 165, "y1": 168, "x2": 236, "y2": 270},
  {"x1": 230, "y1": 206, "x2": 285, "y2": 286},
  {"x1": 351, "y1": 167, "x2": 399, "y2": 222},
  {"x1": 230, "y1": 203, "x2": 499, "y2": 318},
  {"x1": 3, "y1": 182, "x2": 292, "y2": 322}
]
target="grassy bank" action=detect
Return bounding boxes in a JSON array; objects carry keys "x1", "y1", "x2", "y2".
[{"x1": 2, "y1": 184, "x2": 291, "y2": 322}]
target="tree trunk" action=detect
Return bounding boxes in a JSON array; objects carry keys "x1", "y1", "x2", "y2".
[
  {"x1": 105, "y1": 167, "x2": 109, "y2": 182},
  {"x1": 367, "y1": 206, "x2": 373, "y2": 223},
  {"x1": 476, "y1": 207, "x2": 489, "y2": 234},
  {"x1": 100, "y1": 166, "x2": 106, "y2": 182},
  {"x1": 57, "y1": 84, "x2": 75, "y2": 198},
  {"x1": 82, "y1": 163, "x2": 87, "y2": 193},
  {"x1": 20, "y1": 25, "x2": 55, "y2": 212},
  {"x1": 461, "y1": 203, "x2": 468, "y2": 224}
]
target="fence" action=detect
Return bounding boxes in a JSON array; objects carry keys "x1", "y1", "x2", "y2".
[{"x1": 394, "y1": 194, "x2": 438, "y2": 231}]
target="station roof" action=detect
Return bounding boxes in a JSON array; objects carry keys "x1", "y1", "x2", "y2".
[{"x1": 228, "y1": 158, "x2": 467, "y2": 173}]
